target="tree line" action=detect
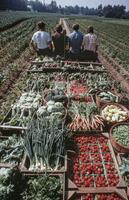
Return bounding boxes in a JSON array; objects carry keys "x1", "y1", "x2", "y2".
[{"x1": 0, "y1": 0, "x2": 129, "y2": 19}]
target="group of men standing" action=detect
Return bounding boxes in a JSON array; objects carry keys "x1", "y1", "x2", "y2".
[{"x1": 30, "y1": 21, "x2": 99, "y2": 62}]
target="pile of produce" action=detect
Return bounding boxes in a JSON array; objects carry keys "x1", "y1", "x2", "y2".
[
  {"x1": 97, "y1": 91, "x2": 118, "y2": 103},
  {"x1": 4, "y1": 92, "x2": 41, "y2": 127},
  {"x1": 69, "y1": 102, "x2": 104, "y2": 131},
  {"x1": 69, "y1": 135, "x2": 119, "y2": 188},
  {"x1": 101, "y1": 104, "x2": 128, "y2": 123},
  {"x1": 68, "y1": 81, "x2": 88, "y2": 95},
  {"x1": 0, "y1": 168, "x2": 14, "y2": 200},
  {"x1": 119, "y1": 154, "x2": 129, "y2": 187},
  {"x1": 24, "y1": 115, "x2": 66, "y2": 171},
  {"x1": 44, "y1": 89, "x2": 68, "y2": 104},
  {"x1": 21, "y1": 176, "x2": 62, "y2": 200},
  {"x1": 112, "y1": 124, "x2": 129, "y2": 147},
  {"x1": 0, "y1": 135, "x2": 24, "y2": 165},
  {"x1": 68, "y1": 81, "x2": 93, "y2": 102},
  {"x1": 37, "y1": 101, "x2": 66, "y2": 119},
  {"x1": 51, "y1": 80, "x2": 67, "y2": 91},
  {"x1": 31, "y1": 62, "x2": 59, "y2": 70},
  {"x1": 34, "y1": 56, "x2": 54, "y2": 62}
]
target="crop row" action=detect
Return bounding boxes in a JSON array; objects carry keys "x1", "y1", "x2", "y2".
[
  {"x1": 0, "y1": 15, "x2": 58, "y2": 95},
  {"x1": 0, "y1": 11, "x2": 58, "y2": 29}
]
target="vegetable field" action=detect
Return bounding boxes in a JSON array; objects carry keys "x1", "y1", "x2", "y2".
[{"x1": 0, "y1": 11, "x2": 129, "y2": 200}]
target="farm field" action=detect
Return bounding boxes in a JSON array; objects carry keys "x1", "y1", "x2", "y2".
[{"x1": 0, "y1": 11, "x2": 129, "y2": 200}]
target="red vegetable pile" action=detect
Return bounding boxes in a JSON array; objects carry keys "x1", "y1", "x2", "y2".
[
  {"x1": 69, "y1": 135, "x2": 119, "y2": 188},
  {"x1": 69, "y1": 82, "x2": 88, "y2": 95},
  {"x1": 68, "y1": 82, "x2": 92, "y2": 102}
]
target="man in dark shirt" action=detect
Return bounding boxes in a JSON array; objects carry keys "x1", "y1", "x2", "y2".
[
  {"x1": 52, "y1": 24, "x2": 68, "y2": 57},
  {"x1": 68, "y1": 24, "x2": 83, "y2": 61}
]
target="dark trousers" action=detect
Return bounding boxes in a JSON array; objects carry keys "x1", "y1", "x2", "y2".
[
  {"x1": 67, "y1": 51, "x2": 81, "y2": 61},
  {"x1": 81, "y1": 50, "x2": 98, "y2": 62},
  {"x1": 37, "y1": 48, "x2": 52, "y2": 56}
]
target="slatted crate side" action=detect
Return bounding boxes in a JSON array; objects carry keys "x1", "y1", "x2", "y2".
[
  {"x1": 62, "y1": 61, "x2": 106, "y2": 73},
  {"x1": 62, "y1": 61, "x2": 104, "y2": 67},
  {"x1": 66, "y1": 190, "x2": 128, "y2": 200},
  {"x1": 0, "y1": 108, "x2": 27, "y2": 135},
  {"x1": 27, "y1": 60, "x2": 62, "y2": 73}
]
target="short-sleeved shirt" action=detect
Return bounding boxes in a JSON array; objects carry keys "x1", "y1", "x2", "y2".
[
  {"x1": 82, "y1": 33, "x2": 99, "y2": 52},
  {"x1": 32, "y1": 31, "x2": 51, "y2": 49},
  {"x1": 52, "y1": 32, "x2": 68, "y2": 55},
  {"x1": 69, "y1": 31, "x2": 83, "y2": 54}
]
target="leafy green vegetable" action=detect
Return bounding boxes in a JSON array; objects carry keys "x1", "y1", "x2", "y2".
[
  {"x1": 21, "y1": 176, "x2": 62, "y2": 200},
  {"x1": 112, "y1": 125, "x2": 129, "y2": 147},
  {"x1": 0, "y1": 168, "x2": 14, "y2": 200},
  {"x1": 0, "y1": 135, "x2": 24, "y2": 164},
  {"x1": 24, "y1": 114, "x2": 66, "y2": 171}
]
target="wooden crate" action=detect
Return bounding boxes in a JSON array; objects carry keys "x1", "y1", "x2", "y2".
[
  {"x1": 0, "y1": 109, "x2": 27, "y2": 135},
  {"x1": 65, "y1": 134, "x2": 127, "y2": 199}
]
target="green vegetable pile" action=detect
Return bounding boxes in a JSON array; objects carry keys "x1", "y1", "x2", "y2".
[
  {"x1": 112, "y1": 125, "x2": 129, "y2": 147},
  {"x1": 0, "y1": 135, "x2": 24, "y2": 165},
  {"x1": 24, "y1": 114, "x2": 66, "y2": 171},
  {"x1": 119, "y1": 155, "x2": 129, "y2": 186},
  {"x1": 69, "y1": 102, "x2": 99, "y2": 119},
  {"x1": 0, "y1": 168, "x2": 14, "y2": 200},
  {"x1": 21, "y1": 175, "x2": 62, "y2": 200},
  {"x1": 98, "y1": 91, "x2": 118, "y2": 102}
]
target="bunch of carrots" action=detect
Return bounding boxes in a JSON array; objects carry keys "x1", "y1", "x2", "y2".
[{"x1": 69, "y1": 102, "x2": 104, "y2": 131}]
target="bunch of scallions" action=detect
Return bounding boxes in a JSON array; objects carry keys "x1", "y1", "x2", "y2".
[{"x1": 23, "y1": 114, "x2": 66, "y2": 171}]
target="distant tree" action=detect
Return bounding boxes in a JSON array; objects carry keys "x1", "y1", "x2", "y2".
[
  {"x1": 123, "y1": 11, "x2": 129, "y2": 19},
  {"x1": 74, "y1": 5, "x2": 80, "y2": 14},
  {"x1": 51, "y1": 1, "x2": 58, "y2": 13},
  {"x1": 98, "y1": 4, "x2": 103, "y2": 16},
  {"x1": 58, "y1": 5, "x2": 64, "y2": 14},
  {"x1": 29, "y1": 0, "x2": 45, "y2": 12},
  {"x1": 103, "y1": 4, "x2": 126, "y2": 18},
  {"x1": 103, "y1": 5, "x2": 113, "y2": 17},
  {"x1": 0, "y1": 0, "x2": 27, "y2": 11},
  {"x1": 80, "y1": 6, "x2": 85, "y2": 15},
  {"x1": 0, "y1": 0, "x2": 6, "y2": 10}
]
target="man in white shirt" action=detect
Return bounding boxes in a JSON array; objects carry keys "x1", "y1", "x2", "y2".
[
  {"x1": 30, "y1": 21, "x2": 52, "y2": 56},
  {"x1": 82, "y1": 26, "x2": 99, "y2": 62}
]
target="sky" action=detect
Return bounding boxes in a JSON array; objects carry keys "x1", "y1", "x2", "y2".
[{"x1": 44, "y1": 0, "x2": 129, "y2": 10}]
